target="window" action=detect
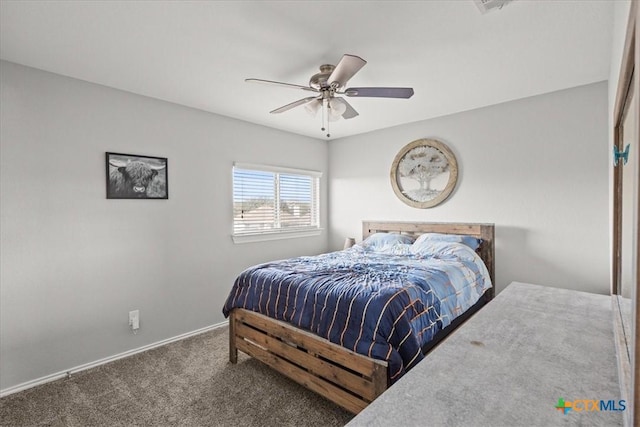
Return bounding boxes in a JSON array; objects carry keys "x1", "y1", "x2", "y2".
[{"x1": 232, "y1": 163, "x2": 321, "y2": 242}]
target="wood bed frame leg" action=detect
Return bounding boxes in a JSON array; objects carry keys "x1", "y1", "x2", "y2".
[
  {"x1": 371, "y1": 363, "x2": 389, "y2": 400},
  {"x1": 229, "y1": 310, "x2": 238, "y2": 364}
]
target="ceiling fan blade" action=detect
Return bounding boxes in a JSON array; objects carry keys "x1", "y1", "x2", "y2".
[
  {"x1": 344, "y1": 87, "x2": 414, "y2": 99},
  {"x1": 270, "y1": 97, "x2": 319, "y2": 114},
  {"x1": 331, "y1": 97, "x2": 359, "y2": 119},
  {"x1": 245, "y1": 78, "x2": 318, "y2": 92},
  {"x1": 328, "y1": 54, "x2": 367, "y2": 88}
]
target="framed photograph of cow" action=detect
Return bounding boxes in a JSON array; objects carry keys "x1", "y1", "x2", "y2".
[{"x1": 106, "y1": 152, "x2": 168, "y2": 199}]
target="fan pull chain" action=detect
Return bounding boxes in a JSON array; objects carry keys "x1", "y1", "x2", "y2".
[{"x1": 322, "y1": 98, "x2": 330, "y2": 138}]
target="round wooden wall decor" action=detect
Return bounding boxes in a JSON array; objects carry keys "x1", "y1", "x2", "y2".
[{"x1": 390, "y1": 138, "x2": 458, "y2": 208}]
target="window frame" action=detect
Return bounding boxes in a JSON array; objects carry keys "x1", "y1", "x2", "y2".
[{"x1": 231, "y1": 162, "x2": 322, "y2": 243}]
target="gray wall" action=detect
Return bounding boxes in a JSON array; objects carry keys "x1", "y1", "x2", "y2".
[
  {"x1": 328, "y1": 82, "x2": 609, "y2": 296},
  {"x1": 0, "y1": 61, "x2": 328, "y2": 390}
]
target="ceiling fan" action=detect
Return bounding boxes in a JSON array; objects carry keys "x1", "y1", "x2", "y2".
[{"x1": 246, "y1": 54, "x2": 414, "y2": 138}]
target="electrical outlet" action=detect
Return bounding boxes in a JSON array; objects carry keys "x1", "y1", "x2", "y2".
[{"x1": 129, "y1": 310, "x2": 140, "y2": 331}]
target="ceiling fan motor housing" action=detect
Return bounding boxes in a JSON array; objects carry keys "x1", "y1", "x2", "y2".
[{"x1": 309, "y1": 64, "x2": 336, "y2": 90}]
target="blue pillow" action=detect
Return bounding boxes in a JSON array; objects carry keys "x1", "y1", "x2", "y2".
[
  {"x1": 358, "y1": 233, "x2": 415, "y2": 253},
  {"x1": 411, "y1": 233, "x2": 481, "y2": 251}
]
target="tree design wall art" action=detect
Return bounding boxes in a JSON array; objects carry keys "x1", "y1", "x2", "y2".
[{"x1": 390, "y1": 139, "x2": 458, "y2": 208}]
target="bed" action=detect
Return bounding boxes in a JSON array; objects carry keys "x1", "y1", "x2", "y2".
[{"x1": 223, "y1": 221, "x2": 495, "y2": 414}]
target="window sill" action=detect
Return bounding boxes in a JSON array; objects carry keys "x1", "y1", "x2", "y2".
[{"x1": 232, "y1": 228, "x2": 323, "y2": 244}]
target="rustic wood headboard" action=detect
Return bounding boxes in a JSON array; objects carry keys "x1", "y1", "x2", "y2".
[{"x1": 362, "y1": 221, "x2": 495, "y2": 299}]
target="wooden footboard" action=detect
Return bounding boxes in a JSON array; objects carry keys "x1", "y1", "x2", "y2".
[{"x1": 229, "y1": 308, "x2": 388, "y2": 414}]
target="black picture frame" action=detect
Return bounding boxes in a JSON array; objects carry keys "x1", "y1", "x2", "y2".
[{"x1": 106, "y1": 152, "x2": 169, "y2": 199}]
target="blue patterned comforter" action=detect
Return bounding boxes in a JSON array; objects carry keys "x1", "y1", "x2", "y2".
[{"x1": 223, "y1": 244, "x2": 492, "y2": 382}]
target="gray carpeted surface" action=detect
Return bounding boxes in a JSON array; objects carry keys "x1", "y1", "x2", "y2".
[{"x1": 0, "y1": 327, "x2": 353, "y2": 426}]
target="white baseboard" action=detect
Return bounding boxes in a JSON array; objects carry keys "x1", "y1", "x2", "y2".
[{"x1": 0, "y1": 320, "x2": 228, "y2": 398}]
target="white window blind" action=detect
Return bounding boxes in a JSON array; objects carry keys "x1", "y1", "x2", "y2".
[{"x1": 233, "y1": 163, "x2": 321, "y2": 239}]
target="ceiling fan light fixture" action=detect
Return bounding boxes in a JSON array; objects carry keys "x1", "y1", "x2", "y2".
[
  {"x1": 304, "y1": 99, "x2": 321, "y2": 117},
  {"x1": 329, "y1": 98, "x2": 347, "y2": 114},
  {"x1": 327, "y1": 99, "x2": 346, "y2": 122},
  {"x1": 327, "y1": 110, "x2": 341, "y2": 122}
]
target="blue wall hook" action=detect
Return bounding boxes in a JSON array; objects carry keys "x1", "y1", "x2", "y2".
[{"x1": 614, "y1": 144, "x2": 630, "y2": 166}]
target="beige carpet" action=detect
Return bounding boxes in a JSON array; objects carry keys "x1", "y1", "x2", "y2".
[{"x1": 0, "y1": 327, "x2": 353, "y2": 426}]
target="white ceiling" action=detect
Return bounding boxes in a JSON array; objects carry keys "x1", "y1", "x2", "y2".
[{"x1": 0, "y1": 1, "x2": 614, "y2": 141}]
